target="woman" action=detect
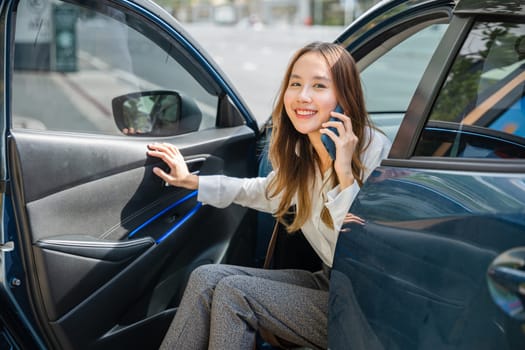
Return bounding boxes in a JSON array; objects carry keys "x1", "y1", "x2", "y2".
[{"x1": 148, "y1": 41, "x2": 391, "y2": 350}]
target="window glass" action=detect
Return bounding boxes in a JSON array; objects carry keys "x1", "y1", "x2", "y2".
[
  {"x1": 13, "y1": 0, "x2": 217, "y2": 136},
  {"x1": 415, "y1": 21, "x2": 525, "y2": 159},
  {"x1": 360, "y1": 23, "x2": 447, "y2": 140}
]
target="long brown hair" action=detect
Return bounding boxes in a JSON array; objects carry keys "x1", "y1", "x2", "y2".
[{"x1": 266, "y1": 41, "x2": 373, "y2": 232}]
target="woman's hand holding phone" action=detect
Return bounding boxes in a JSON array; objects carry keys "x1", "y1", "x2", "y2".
[
  {"x1": 321, "y1": 105, "x2": 358, "y2": 189},
  {"x1": 321, "y1": 105, "x2": 343, "y2": 160}
]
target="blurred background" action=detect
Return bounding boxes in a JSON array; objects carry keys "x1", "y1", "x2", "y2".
[
  {"x1": 152, "y1": 0, "x2": 383, "y2": 122},
  {"x1": 14, "y1": 0, "x2": 384, "y2": 129},
  {"x1": 155, "y1": 0, "x2": 380, "y2": 26}
]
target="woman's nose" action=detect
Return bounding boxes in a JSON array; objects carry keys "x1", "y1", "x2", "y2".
[{"x1": 298, "y1": 87, "x2": 312, "y2": 102}]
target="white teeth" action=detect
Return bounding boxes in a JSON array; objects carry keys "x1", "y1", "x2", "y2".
[{"x1": 296, "y1": 110, "x2": 316, "y2": 116}]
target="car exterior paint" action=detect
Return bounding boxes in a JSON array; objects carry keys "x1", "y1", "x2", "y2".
[{"x1": 330, "y1": 0, "x2": 525, "y2": 349}]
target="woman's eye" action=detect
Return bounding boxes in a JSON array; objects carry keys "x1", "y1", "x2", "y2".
[
  {"x1": 289, "y1": 82, "x2": 301, "y2": 87},
  {"x1": 314, "y1": 83, "x2": 327, "y2": 89}
]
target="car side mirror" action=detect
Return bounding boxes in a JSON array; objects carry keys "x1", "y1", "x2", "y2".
[{"x1": 112, "y1": 90, "x2": 182, "y2": 136}]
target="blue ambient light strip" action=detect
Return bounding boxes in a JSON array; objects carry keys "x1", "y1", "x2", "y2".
[
  {"x1": 127, "y1": 191, "x2": 200, "y2": 241},
  {"x1": 156, "y1": 202, "x2": 203, "y2": 244}
]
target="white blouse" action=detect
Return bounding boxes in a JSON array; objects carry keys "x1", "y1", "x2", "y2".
[{"x1": 197, "y1": 129, "x2": 391, "y2": 267}]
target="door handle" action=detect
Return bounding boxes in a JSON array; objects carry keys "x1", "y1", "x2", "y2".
[
  {"x1": 186, "y1": 157, "x2": 206, "y2": 175},
  {"x1": 487, "y1": 247, "x2": 525, "y2": 319},
  {"x1": 163, "y1": 157, "x2": 205, "y2": 187}
]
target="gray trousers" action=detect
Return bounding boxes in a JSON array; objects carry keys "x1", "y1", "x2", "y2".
[{"x1": 159, "y1": 264, "x2": 330, "y2": 350}]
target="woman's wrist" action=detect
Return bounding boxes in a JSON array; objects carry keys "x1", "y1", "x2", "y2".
[
  {"x1": 338, "y1": 175, "x2": 355, "y2": 190},
  {"x1": 183, "y1": 174, "x2": 199, "y2": 190}
]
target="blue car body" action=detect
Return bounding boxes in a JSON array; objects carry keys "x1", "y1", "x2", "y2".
[{"x1": 331, "y1": 0, "x2": 525, "y2": 349}]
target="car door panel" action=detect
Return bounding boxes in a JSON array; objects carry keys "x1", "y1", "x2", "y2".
[
  {"x1": 337, "y1": 1, "x2": 453, "y2": 144},
  {"x1": 8, "y1": 124, "x2": 256, "y2": 349},
  {"x1": 330, "y1": 166, "x2": 525, "y2": 350},
  {"x1": 329, "y1": 2, "x2": 525, "y2": 349},
  {"x1": 3, "y1": 0, "x2": 262, "y2": 347},
  {"x1": 10, "y1": 130, "x2": 247, "y2": 241},
  {"x1": 44, "y1": 202, "x2": 242, "y2": 350},
  {"x1": 33, "y1": 236, "x2": 155, "y2": 321}
]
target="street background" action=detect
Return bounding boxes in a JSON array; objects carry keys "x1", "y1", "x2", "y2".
[
  {"x1": 13, "y1": 0, "x2": 383, "y2": 131},
  {"x1": 184, "y1": 23, "x2": 343, "y2": 124},
  {"x1": 157, "y1": 0, "x2": 379, "y2": 124}
]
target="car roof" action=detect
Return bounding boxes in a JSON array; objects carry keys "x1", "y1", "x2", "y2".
[{"x1": 455, "y1": 0, "x2": 525, "y2": 16}]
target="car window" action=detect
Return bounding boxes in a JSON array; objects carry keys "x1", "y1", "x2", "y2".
[
  {"x1": 360, "y1": 23, "x2": 448, "y2": 140},
  {"x1": 13, "y1": 0, "x2": 217, "y2": 136},
  {"x1": 415, "y1": 21, "x2": 525, "y2": 159}
]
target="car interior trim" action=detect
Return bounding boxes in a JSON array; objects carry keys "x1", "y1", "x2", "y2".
[
  {"x1": 10, "y1": 126, "x2": 253, "y2": 204},
  {"x1": 155, "y1": 202, "x2": 203, "y2": 244},
  {"x1": 127, "y1": 190, "x2": 198, "y2": 240},
  {"x1": 35, "y1": 236, "x2": 155, "y2": 262}
]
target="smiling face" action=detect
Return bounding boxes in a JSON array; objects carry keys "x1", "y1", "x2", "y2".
[{"x1": 283, "y1": 51, "x2": 338, "y2": 137}]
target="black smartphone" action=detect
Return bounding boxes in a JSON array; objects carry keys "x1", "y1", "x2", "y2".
[{"x1": 321, "y1": 105, "x2": 343, "y2": 160}]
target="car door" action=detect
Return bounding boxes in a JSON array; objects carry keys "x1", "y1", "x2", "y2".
[
  {"x1": 336, "y1": 0, "x2": 455, "y2": 141},
  {"x1": 2, "y1": 0, "x2": 260, "y2": 349},
  {"x1": 330, "y1": 1, "x2": 525, "y2": 350}
]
